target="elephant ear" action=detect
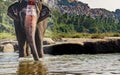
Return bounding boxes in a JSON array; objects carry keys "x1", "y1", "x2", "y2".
[
  {"x1": 35, "y1": 0, "x2": 43, "y2": 15},
  {"x1": 7, "y1": 2, "x2": 19, "y2": 21},
  {"x1": 37, "y1": 4, "x2": 51, "y2": 23}
]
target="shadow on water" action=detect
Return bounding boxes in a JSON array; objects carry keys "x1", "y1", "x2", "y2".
[{"x1": 17, "y1": 61, "x2": 48, "y2": 75}]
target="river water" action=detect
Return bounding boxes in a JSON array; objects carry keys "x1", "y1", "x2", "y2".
[{"x1": 0, "y1": 53, "x2": 120, "y2": 75}]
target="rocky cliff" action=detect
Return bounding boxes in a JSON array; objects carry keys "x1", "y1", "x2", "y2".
[
  {"x1": 59, "y1": 1, "x2": 90, "y2": 15},
  {"x1": 90, "y1": 8, "x2": 115, "y2": 18},
  {"x1": 43, "y1": 0, "x2": 120, "y2": 20},
  {"x1": 114, "y1": 9, "x2": 120, "y2": 21}
]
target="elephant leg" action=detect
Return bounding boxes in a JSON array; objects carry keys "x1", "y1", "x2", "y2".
[
  {"x1": 25, "y1": 15, "x2": 39, "y2": 61},
  {"x1": 25, "y1": 42, "x2": 31, "y2": 57},
  {"x1": 24, "y1": 41, "x2": 31, "y2": 57},
  {"x1": 40, "y1": 18, "x2": 48, "y2": 36},
  {"x1": 35, "y1": 29, "x2": 42, "y2": 57},
  {"x1": 14, "y1": 21, "x2": 27, "y2": 57},
  {"x1": 36, "y1": 18, "x2": 48, "y2": 58}
]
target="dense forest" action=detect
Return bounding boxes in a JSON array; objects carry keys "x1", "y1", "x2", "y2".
[
  {"x1": 0, "y1": 0, "x2": 15, "y2": 34},
  {"x1": 49, "y1": 10, "x2": 120, "y2": 34}
]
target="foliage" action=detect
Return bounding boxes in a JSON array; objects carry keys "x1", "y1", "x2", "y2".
[
  {"x1": 48, "y1": 10, "x2": 120, "y2": 35},
  {"x1": 45, "y1": 31, "x2": 120, "y2": 40},
  {"x1": 1, "y1": 0, "x2": 120, "y2": 40},
  {"x1": 0, "y1": 0, "x2": 15, "y2": 35},
  {"x1": 0, "y1": 23, "x2": 14, "y2": 33},
  {"x1": 0, "y1": 33, "x2": 16, "y2": 40}
]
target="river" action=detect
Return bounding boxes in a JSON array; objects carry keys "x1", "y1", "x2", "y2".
[{"x1": 0, "y1": 52, "x2": 120, "y2": 75}]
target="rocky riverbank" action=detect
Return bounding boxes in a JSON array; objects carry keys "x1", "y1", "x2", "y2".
[
  {"x1": 44, "y1": 37, "x2": 120, "y2": 55},
  {"x1": 0, "y1": 40, "x2": 18, "y2": 52},
  {"x1": 0, "y1": 38, "x2": 55, "y2": 52},
  {"x1": 1, "y1": 37, "x2": 120, "y2": 54}
]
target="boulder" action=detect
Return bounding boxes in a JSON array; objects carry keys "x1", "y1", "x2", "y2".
[
  {"x1": 84, "y1": 39, "x2": 120, "y2": 54},
  {"x1": 43, "y1": 38, "x2": 55, "y2": 45},
  {"x1": 44, "y1": 38, "x2": 120, "y2": 55},
  {"x1": 0, "y1": 40, "x2": 18, "y2": 52},
  {"x1": 0, "y1": 45, "x2": 4, "y2": 52},
  {"x1": 44, "y1": 43, "x2": 85, "y2": 55},
  {"x1": 3, "y1": 44, "x2": 14, "y2": 52}
]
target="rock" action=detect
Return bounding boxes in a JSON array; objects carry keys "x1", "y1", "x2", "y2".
[
  {"x1": 90, "y1": 8, "x2": 115, "y2": 18},
  {"x1": 0, "y1": 40, "x2": 18, "y2": 45},
  {"x1": 84, "y1": 39, "x2": 120, "y2": 54},
  {"x1": 13, "y1": 44, "x2": 19, "y2": 52},
  {"x1": 43, "y1": 38, "x2": 55, "y2": 45},
  {"x1": 44, "y1": 43, "x2": 85, "y2": 55},
  {"x1": 0, "y1": 45, "x2": 4, "y2": 52},
  {"x1": 44, "y1": 0, "x2": 116, "y2": 19},
  {"x1": 44, "y1": 38, "x2": 120, "y2": 55},
  {"x1": 3, "y1": 44, "x2": 14, "y2": 52},
  {"x1": 0, "y1": 40, "x2": 18, "y2": 52},
  {"x1": 1, "y1": 38, "x2": 120, "y2": 54}
]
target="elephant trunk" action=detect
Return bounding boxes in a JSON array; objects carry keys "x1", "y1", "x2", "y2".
[{"x1": 25, "y1": 4, "x2": 39, "y2": 60}]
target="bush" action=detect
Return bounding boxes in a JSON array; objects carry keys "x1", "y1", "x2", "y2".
[{"x1": 0, "y1": 33, "x2": 16, "y2": 40}]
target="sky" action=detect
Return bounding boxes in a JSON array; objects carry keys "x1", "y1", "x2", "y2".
[{"x1": 78, "y1": 0, "x2": 120, "y2": 11}]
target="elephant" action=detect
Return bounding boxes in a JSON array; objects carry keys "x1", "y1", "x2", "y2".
[{"x1": 7, "y1": 0, "x2": 51, "y2": 60}]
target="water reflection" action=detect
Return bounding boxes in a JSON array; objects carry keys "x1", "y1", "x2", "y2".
[
  {"x1": 0, "y1": 53, "x2": 120, "y2": 75},
  {"x1": 48, "y1": 73, "x2": 91, "y2": 75},
  {"x1": 17, "y1": 61, "x2": 48, "y2": 75}
]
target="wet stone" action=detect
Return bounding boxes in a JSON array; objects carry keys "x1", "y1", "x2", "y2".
[{"x1": 3, "y1": 44, "x2": 14, "y2": 52}]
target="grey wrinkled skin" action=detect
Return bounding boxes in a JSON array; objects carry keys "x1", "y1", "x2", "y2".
[
  {"x1": 18, "y1": 2, "x2": 48, "y2": 60},
  {"x1": 7, "y1": 2, "x2": 30, "y2": 58},
  {"x1": 7, "y1": 1, "x2": 48, "y2": 61}
]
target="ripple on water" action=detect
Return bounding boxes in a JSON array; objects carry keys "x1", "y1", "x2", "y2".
[
  {"x1": 0, "y1": 53, "x2": 120, "y2": 75},
  {"x1": 44, "y1": 54, "x2": 120, "y2": 74},
  {"x1": 0, "y1": 53, "x2": 19, "y2": 74}
]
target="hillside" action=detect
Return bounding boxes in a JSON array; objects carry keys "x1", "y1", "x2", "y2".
[
  {"x1": 114, "y1": 9, "x2": 120, "y2": 22},
  {"x1": 43, "y1": 0, "x2": 120, "y2": 21},
  {"x1": 0, "y1": 0, "x2": 120, "y2": 39},
  {"x1": 43, "y1": 0, "x2": 120, "y2": 35}
]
